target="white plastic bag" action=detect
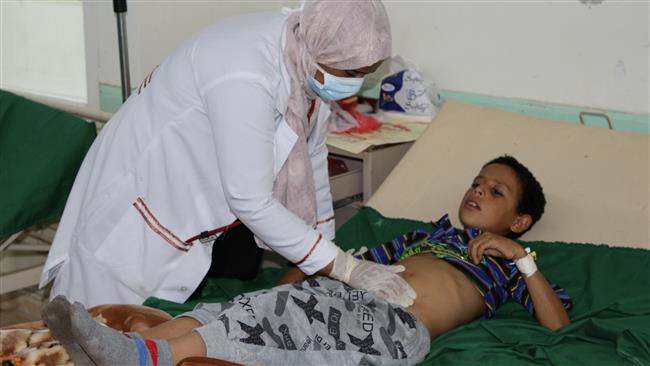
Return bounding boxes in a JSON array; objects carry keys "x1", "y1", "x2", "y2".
[{"x1": 378, "y1": 56, "x2": 442, "y2": 122}]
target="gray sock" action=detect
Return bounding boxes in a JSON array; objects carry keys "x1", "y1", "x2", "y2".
[
  {"x1": 70, "y1": 302, "x2": 173, "y2": 366},
  {"x1": 40, "y1": 295, "x2": 96, "y2": 366},
  {"x1": 125, "y1": 331, "x2": 143, "y2": 339}
]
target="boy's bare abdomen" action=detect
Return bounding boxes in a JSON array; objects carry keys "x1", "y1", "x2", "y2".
[{"x1": 398, "y1": 253, "x2": 486, "y2": 338}]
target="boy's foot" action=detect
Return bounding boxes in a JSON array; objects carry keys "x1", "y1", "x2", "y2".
[
  {"x1": 40, "y1": 295, "x2": 96, "y2": 366},
  {"x1": 70, "y1": 302, "x2": 172, "y2": 366}
]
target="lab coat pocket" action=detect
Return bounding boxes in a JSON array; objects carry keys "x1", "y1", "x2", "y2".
[
  {"x1": 77, "y1": 173, "x2": 137, "y2": 253},
  {"x1": 274, "y1": 118, "x2": 298, "y2": 176},
  {"x1": 93, "y1": 206, "x2": 148, "y2": 294},
  {"x1": 94, "y1": 198, "x2": 190, "y2": 295}
]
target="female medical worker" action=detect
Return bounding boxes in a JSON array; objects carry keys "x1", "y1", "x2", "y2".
[{"x1": 39, "y1": 0, "x2": 416, "y2": 308}]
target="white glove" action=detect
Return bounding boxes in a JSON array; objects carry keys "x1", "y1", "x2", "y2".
[
  {"x1": 329, "y1": 248, "x2": 416, "y2": 307},
  {"x1": 345, "y1": 246, "x2": 368, "y2": 257}
]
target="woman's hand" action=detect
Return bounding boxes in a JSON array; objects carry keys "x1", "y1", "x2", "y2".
[
  {"x1": 347, "y1": 260, "x2": 416, "y2": 307},
  {"x1": 327, "y1": 247, "x2": 416, "y2": 307},
  {"x1": 468, "y1": 232, "x2": 527, "y2": 264}
]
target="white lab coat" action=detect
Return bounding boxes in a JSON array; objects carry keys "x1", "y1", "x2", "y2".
[{"x1": 39, "y1": 11, "x2": 338, "y2": 307}]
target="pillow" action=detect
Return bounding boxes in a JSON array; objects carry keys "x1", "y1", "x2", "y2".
[{"x1": 368, "y1": 101, "x2": 649, "y2": 249}]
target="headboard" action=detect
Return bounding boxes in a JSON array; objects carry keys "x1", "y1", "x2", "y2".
[{"x1": 367, "y1": 101, "x2": 649, "y2": 249}]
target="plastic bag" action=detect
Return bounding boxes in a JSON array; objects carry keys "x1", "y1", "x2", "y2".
[{"x1": 378, "y1": 56, "x2": 441, "y2": 122}]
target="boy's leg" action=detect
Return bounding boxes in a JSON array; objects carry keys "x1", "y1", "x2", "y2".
[
  {"x1": 167, "y1": 331, "x2": 208, "y2": 365},
  {"x1": 40, "y1": 295, "x2": 95, "y2": 366},
  {"x1": 138, "y1": 316, "x2": 201, "y2": 340},
  {"x1": 43, "y1": 297, "x2": 213, "y2": 365},
  {"x1": 190, "y1": 277, "x2": 431, "y2": 366},
  {"x1": 69, "y1": 302, "x2": 174, "y2": 366}
]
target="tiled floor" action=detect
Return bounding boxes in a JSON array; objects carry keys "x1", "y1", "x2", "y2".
[
  {"x1": 0, "y1": 284, "x2": 49, "y2": 327},
  {"x1": 0, "y1": 202, "x2": 361, "y2": 328},
  {"x1": 0, "y1": 224, "x2": 56, "y2": 327}
]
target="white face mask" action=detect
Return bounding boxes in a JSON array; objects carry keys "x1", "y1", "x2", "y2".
[{"x1": 307, "y1": 64, "x2": 364, "y2": 102}]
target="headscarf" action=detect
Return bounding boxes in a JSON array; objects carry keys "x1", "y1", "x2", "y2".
[{"x1": 275, "y1": 0, "x2": 392, "y2": 226}]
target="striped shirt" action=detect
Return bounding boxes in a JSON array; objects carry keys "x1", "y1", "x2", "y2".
[{"x1": 356, "y1": 214, "x2": 572, "y2": 319}]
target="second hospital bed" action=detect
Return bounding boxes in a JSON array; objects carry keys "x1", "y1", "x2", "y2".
[{"x1": 0, "y1": 90, "x2": 97, "y2": 295}]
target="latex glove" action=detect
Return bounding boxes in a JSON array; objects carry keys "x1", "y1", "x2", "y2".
[
  {"x1": 345, "y1": 246, "x2": 368, "y2": 257},
  {"x1": 329, "y1": 248, "x2": 416, "y2": 307}
]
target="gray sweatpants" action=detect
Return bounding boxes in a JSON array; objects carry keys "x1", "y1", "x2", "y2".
[{"x1": 181, "y1": 276, "x2": 431, "y2": 366}]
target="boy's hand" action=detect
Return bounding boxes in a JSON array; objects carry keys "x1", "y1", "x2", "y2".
[{"x1": 468, "y1": 233, "x2": 527, "y2": 265}]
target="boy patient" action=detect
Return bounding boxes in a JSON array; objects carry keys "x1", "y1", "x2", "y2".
[{"x1": 41, "y1": 155, "x2": 571, "y2": 366}]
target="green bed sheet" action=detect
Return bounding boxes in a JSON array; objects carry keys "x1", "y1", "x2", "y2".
[
  {"x1": 0, "y1": 89, "x2": 96, "y2": 237},
  {"x1": 144, "y1": 207, "x2": 650, "y2": 365}
]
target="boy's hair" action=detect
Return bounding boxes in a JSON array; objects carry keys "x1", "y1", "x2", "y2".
[{"x1": 484, "y1": 155, "x2": 546, "y2": 239}]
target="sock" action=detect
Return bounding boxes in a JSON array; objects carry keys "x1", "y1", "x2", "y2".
[
  {"x1": 124, "y1": 331, "x2": 143, "y2": 339},
  {"x1": 40, "y1": 295, "x2": 96, "y2": 366},
  {"x1": 70, "y1": 302, "x2": 173, "y2": 366}
]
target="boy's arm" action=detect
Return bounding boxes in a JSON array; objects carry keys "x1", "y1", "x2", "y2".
[
  {"x1": 277, "y1": 267, "x2": 308, "y2": 285},
  {"x1": 469, "y1": 233, "x2": 571, "y2": 330},
  {"x1": 516, "y1": 270, "x2": 571, "y2": 330}
]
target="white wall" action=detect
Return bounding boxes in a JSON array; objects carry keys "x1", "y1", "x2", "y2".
[
  {"x1": 86, "y1": 1, "x2": 278, "y2": 88},
  {"x1": 385, "y1": 0, "x2": 649, "y2": 115},
  {"x1": 90, "y1": 0, "x2": 649, "y2": 114}
]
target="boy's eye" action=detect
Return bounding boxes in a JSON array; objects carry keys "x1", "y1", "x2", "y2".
[
  {"x1": 491, "y1": 188, "x2": 503, "y2": 197},
  {"x1": 471, "y1": 183, "x2": 479, "y2": 188}
]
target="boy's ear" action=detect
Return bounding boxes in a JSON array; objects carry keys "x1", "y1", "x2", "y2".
[{"x1": 510, "y1": 214, "x2": 533, "y2": 234}]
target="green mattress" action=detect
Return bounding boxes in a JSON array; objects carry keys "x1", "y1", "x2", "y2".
[
  {"x1": 144, "y1": 207, "x2": 650, "y2": 365},
  {"x1": 0, "y1": 89, "x2": 96, "y2": 237}
]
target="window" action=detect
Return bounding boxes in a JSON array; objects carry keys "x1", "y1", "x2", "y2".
[{"x1": 1, "y1": 0, "x2": 88, "y2": 103}]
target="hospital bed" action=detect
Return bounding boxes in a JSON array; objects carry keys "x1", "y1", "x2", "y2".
[
  {"x1": 0, "y1": 90, "x2": 99, "y2": 295},
  {"x1": 2, "y1": 100, "x2": 649, "y2": 365},
  {"x1": 144, "y1": 101, "x2": 649, "y2": 365}
]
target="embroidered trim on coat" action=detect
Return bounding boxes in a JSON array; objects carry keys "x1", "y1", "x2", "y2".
[
  {"x1": 296, "y1": 233, "x2": 322, "y2": 266},
  {"x1": 133, "y1": 197, "x2": 190, "y2": 252}
]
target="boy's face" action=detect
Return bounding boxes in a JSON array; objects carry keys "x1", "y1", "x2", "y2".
[{"x1": 458, "y1": 163, "x2": 525, "y2": 236}]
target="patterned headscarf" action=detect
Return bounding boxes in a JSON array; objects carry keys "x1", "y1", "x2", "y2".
[{"x1": 276, "y1": 0, "x2": 391, "y2": 225}]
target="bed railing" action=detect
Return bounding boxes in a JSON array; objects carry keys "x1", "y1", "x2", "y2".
[{"x1": 15, "y1": 91, "x2": 113, "y2": 124}]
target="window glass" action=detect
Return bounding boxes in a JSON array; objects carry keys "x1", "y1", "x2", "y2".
[{"x1": 1, "y1": 0, "x2": 87, "y2": 103}]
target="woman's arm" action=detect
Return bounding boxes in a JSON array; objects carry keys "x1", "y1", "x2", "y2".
[
  {"x1": 276, "y1": 247, "x2": 364, "y2": 286},
  {"x1": 206, "y1": 77, "x2": 338, "y2": 276}
]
